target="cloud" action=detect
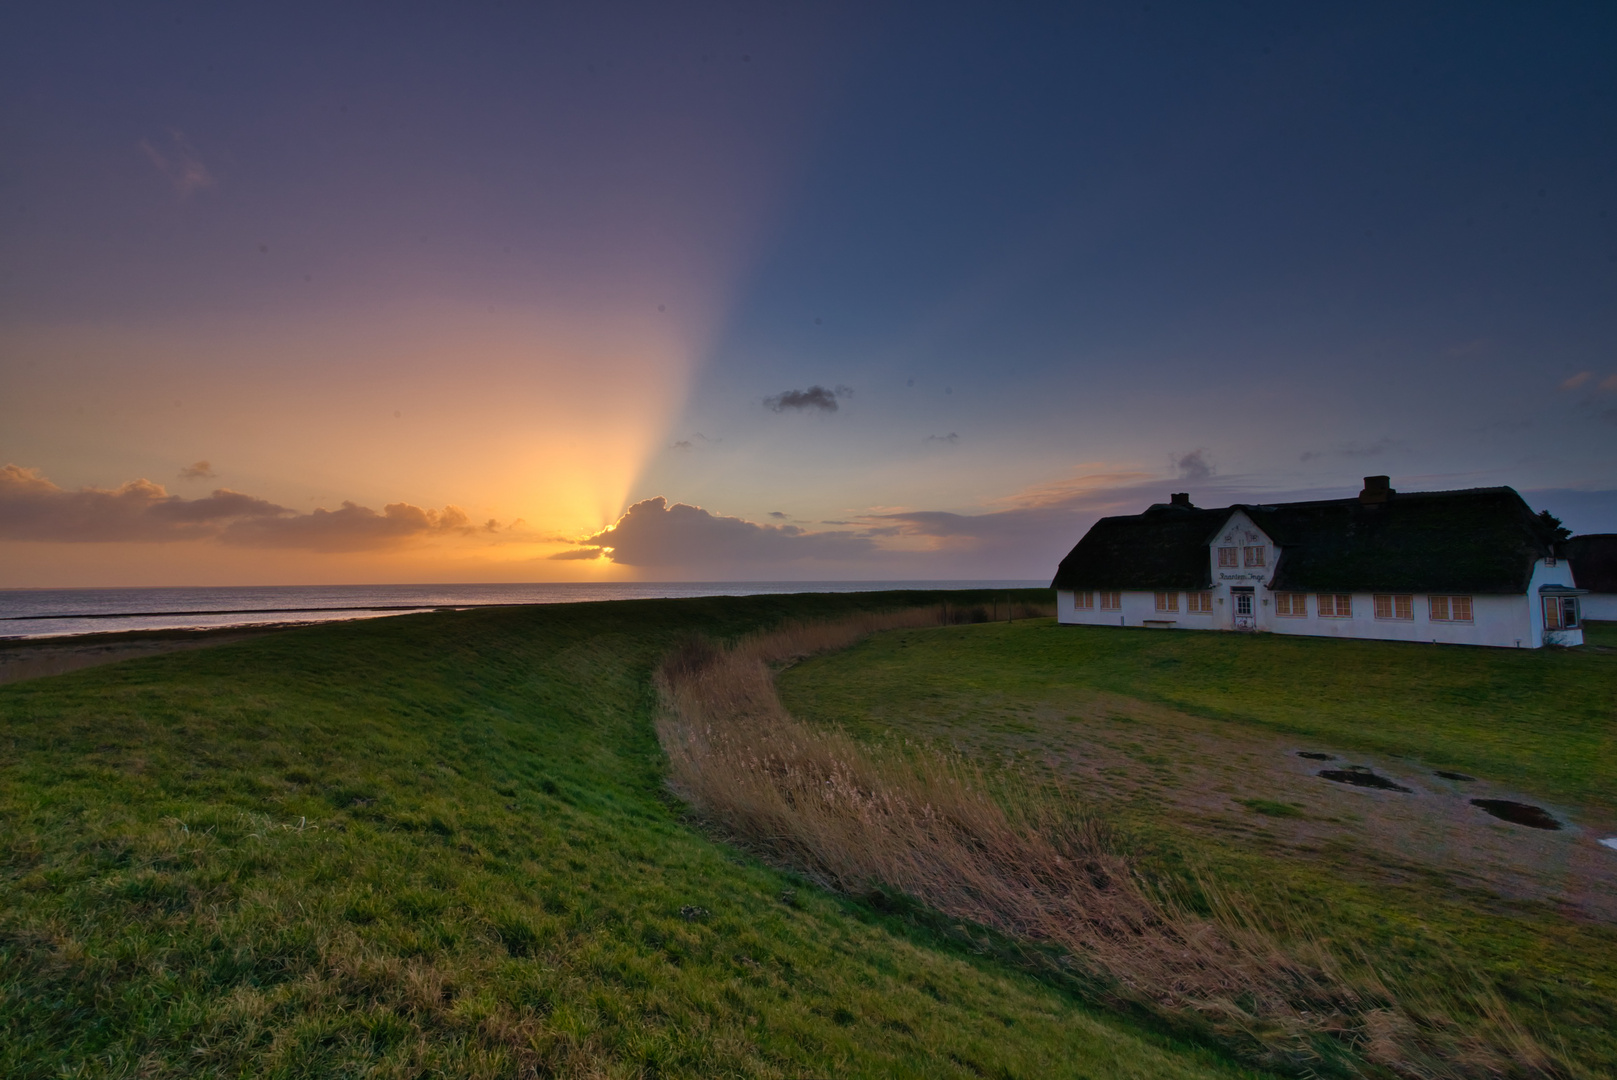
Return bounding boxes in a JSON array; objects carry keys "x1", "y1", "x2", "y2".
[
  {"x1": 1173, "y1": 449, "x2": 1213, "y2": 481},
  {"x1": 551, "y1": 496, "x2": 874, "y2": 567},
  {"x1": 764, "y1": 385, "x2": 852, "y2": 413},
  {"x1": 0, "y1": 464, "x2": 488, "y2": 553},
  {"x1": 1601, "y1": 373, "x2": 1617, "y2": 392},
  {"x1": 669, "y1": 432, "x2": 717, "y2": 451},
  {"x1": 1299, "y1": 437, "x2": 1406, "y2": 463},
  {"x1": 179, "y1": 460, "x2": 216, "y2": 480},
  {"x1": 219, "y1": 502, "x2": 475, "y2": 553},
  {"x1": 139, "y1": 130, "x2": 215, "y2": 197},
  {"x1": 862, "y1": 468, "x2": 1370, "y2": 578},
  {"x1": 768, "y1": 511, "x2": 789, "y2": 519},
  {"x1": 925, "y1": 432, "x2": 960, "y2": 445},
  {"x1": 1560, "y1": 372, "x2": 1593, "y2": 390}
]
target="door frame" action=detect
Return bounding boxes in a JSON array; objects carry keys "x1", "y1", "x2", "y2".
[{"x1": 1231, "y1": 586, "x2": 1256, "y2": 631}]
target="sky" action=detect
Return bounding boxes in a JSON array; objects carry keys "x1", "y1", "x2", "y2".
[{"x1": 3, "y1": 2, "x2": 1615, "y2": 586}]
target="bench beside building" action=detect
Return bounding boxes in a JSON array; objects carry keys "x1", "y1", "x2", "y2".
[{"x1": 1050, "y1": 477, "x2": 1584, "y2": 648}]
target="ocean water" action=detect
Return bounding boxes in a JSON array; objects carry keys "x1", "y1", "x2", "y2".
[{"x1": 0, "y1": 581, "x2": 1047, "y2": 639}]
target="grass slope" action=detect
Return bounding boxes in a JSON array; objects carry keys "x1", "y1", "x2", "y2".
[
  {"x1": 779, "y1": 619, "x2": 1617, "y2": 1077},
  {"x1": 0, "y1": 593, "x2": 1257, "y2": 1080}
]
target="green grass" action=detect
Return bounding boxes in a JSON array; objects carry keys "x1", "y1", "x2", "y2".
[
  {"x1": 778, "y1": 619, "x2": 1617, "y2": 1077},
  {"x1": 781, "y1": 617, "x2": 1617, "y2": 814},
  {"x1": 0, "y1": 592, "x2": 1261, "y2": 1079}
]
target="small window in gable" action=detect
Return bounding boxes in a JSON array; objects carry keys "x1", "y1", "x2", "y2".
[
  {"x1": 1243, "y1": 545, "x2": 1266, "y2": 568},
  {"x1": 1217, "y1": 547, "x2": 1239, "y2": 568}
]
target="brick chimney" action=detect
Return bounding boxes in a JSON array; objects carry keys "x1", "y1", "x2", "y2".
[
  {"x1": 1170, "y1": 492, "x2": 1192, "y2": 507},
  {"x1": 1359, "y1": 475, "x2": 1394, "y2": 504}
]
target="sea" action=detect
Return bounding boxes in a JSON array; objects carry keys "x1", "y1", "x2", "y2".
[{"x1": 0, "y1": 581, "x2": 1048, "y2": 640}]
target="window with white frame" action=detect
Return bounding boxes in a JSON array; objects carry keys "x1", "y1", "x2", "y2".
[
  {"x1": 1073, "y1": 591, "x2": 1094, "y2": 610},
  {"x1": 1274, "y1": 592, "x2": 1307, "y2": 617},
  {"x1": 1373, "y1": 594, "x2": 1414, "y2": 621},
  {"x1": 1154, "y1": 591, "x2": 1179, "y2": 613},
  {"x1": 1217, "y1": 547, "x2": 1239, "y2": 568},
  {"x1": 1428, "y1": 595, "x2": 1473, "y2": 622},
  {"x1": 1099, "y1": 591, "x2": 1122, "y2": 611},
  {"x1": 1543, "y1": 595, "x2": 1579, "y2": 629},
  {"x1": 1317, "y1": 593, "x2": 1353, "y2": 618},
  {"x1": 1243, "y1": 545, "x2": 1266, "y2": 568},
  {"x1": 1187, "y1": 591, "x2": 1214, "y2": 613}
]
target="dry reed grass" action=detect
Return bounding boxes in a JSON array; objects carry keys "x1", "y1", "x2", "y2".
[{"x1": 656, "y1": 610, "x2": 1559, "y2": 1079}]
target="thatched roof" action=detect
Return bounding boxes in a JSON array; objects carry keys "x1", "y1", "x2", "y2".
[
  {"x1": 1566, "y1": 534, "x2": 1617, "y2": 594},
  {"x1": 1052, "y1": 487, "x2": 1554, "y2": 595}
]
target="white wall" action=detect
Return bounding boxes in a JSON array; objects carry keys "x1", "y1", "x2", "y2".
[
  {"x1": 1583, "y1": 594, "x2": 1617, "y2": 621},
  {"x1": 1057, "y1": 590, "x2": 1219, "y2": 628},
  {"x1": 1262, "y1": 591, "x2": 1534, "y2": 648},
  {"x1": 1058, "y1": 558, "x2": 1582, "y2": 648}
]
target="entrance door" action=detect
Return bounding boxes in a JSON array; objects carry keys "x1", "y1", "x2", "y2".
[{"x1": 1232, "y1": 587, "x2": 1256, "y2": 630}]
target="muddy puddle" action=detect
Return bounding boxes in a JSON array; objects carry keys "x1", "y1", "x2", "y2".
[
  {"x1": 1318, "y1": 766, "x2": 1412, "y2": 793},
  {"x1": 1471, "y1": 799, "x2": 1561, "y2": 830}
]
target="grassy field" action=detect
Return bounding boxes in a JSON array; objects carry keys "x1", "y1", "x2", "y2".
[
  {"x1": 0, "y1": 592, "x2": 1264, "y2": 1080},
  {"x1": 779, "y1": 619, "x2": 1617, "y2": 1077}
]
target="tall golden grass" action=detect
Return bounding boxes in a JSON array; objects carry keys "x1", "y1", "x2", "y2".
[{"x1": 656, "y1": 610, "x2": 1557, "y2": 1079}]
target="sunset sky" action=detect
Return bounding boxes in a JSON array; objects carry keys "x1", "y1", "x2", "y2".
[{"x1": 3, "y1": 3, "x2": 1615, "y2": 586}]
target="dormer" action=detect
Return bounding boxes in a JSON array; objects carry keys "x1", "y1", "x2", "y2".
[{"x1": 1210, "y1": 510, "x2": 1277, "y2": 583}]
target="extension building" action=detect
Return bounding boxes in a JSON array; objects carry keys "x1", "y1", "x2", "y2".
[
  {"x1": 1051, "y1": 477, "x2": 1584, "y2": 648},
  {"x1": 1564, "y1": 533, "x2": 1617, "y2": 621}
]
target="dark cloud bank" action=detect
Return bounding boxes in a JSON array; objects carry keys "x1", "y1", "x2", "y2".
[
  {"x1": 554, "y1": 497, "x2": 875, "y2": 567},
  {"x1": 0, "y1": 465, "x2": 488, "y2": 553},
  {"x1": 764, "y1": 385, "x2": 852, "y2": 413}
]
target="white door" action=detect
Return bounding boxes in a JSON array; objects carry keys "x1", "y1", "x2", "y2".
[{"x1": 1232, "y1": 588, "x2": 1256, "y2": 631}]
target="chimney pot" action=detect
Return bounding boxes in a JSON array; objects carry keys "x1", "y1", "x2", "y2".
[
  {"x1": 1170, "y1": 492, "x2": 1191, "y2": 507},
  {"x1": 1359, "y1": 475, "x2": 1394, "y2": 504}
]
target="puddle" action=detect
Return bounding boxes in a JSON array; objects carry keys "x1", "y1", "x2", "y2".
[
  {"x1": 1318, "y1": 767, "x2": 1412, "y2": 793},
  {"x1": 1434, "y1": 770, "x2": 1476, "y2": 781},
  {"x1": 1296, "y1": 751, "x2": 1334, "y2": 760},
  {"x1": 1470, "y1": 799, "x2": 1561, "y2": 830}
]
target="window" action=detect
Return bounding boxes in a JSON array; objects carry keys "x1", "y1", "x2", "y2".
[
  {"x1": 1217, "y1": 547, "x2": 1239, "y2": 568},
  {"x1": 1544, "y1": 596, "x2": 1579, "y2": 629},
  {"x1": 1546, "y1": 556, "x2": 1557, "y2": 567},
  {"x1": 1154, "y1": 591, "x2": 1179, "y2": 613},
  {"x1": 1274, "y1": 592, "x2": 1307, "y2": 617},
  {"x1": 1187, "y1": 591, "x2": 1214, "y2": 613},
  {"x1": 1099, "y1": 591, "x2": 1121, "y2": 611},
  {"x1": 1073, "y1": 591, "x2": 1094, "y2": 610},
  {"x1": 1317, "y1": 593, "x2": 1353, "y2": 618},
  {"x1": 1243, "y1": 545, "x2": 1266, "y2": 568},
  {"x1": 1429, "y1": 595, "x2": 1473, "y2": 623},
  {"x1": 1373, "y1": 594, "x2": 1414, "y2": 621}
]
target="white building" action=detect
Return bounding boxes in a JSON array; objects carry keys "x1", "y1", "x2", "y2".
[
  {"x1": 1052, "y1": 477, "x2": 1584, "y2": 648},
  {"x1": 1566, "y1": 534, "x2": 1617, "y2": 621}
]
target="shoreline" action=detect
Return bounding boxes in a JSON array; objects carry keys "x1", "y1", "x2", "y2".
[{"x1": 0, "y1": 622, "x2": 303, "y2": 686}]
